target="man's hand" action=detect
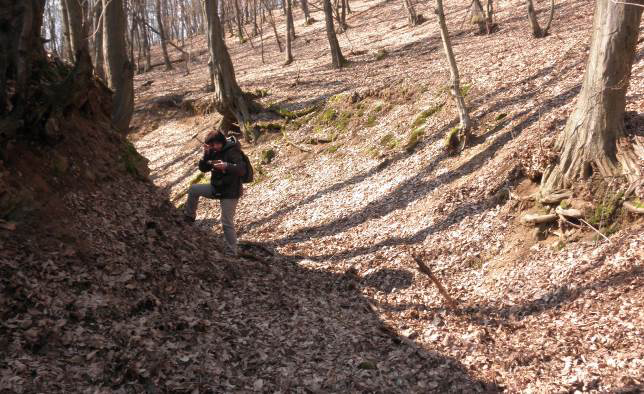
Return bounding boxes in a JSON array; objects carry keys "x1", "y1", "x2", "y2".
[{"x1": 211, "y1": 160, "x2": 227, "y2": 172}]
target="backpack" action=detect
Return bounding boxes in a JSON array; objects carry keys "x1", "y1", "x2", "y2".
[{"x1": 240, "y1": 150, "x2": 254, "y2": 183}]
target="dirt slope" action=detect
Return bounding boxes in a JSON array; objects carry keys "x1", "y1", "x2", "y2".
[{"x1": 130, "y1": 0, "x2": 644, "y2": 391}]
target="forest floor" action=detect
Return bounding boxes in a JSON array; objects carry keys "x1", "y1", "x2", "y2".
[
  {"x1": 128, "y1": 0, "x2": 644, "y2": 392},
  {"x1": 2, "y1": 0, "x2": 643, "y2": 393},
  {"x1": 125, "y1": 0, "x2": 644, "y2": 392}
]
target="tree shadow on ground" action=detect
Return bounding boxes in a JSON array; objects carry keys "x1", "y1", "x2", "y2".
[
  {"x1": 264, "y1": 82, "x2": 580, "y2": 254},
  {"x1": 373, "y1": 260, "x2": 642, "y2": 332},
  {"x1": 241, "y1": 56, "x2": 582, "y2": 238},
  {"x1": 158, "y1": 193, "x2": 501, "y2": 392}
]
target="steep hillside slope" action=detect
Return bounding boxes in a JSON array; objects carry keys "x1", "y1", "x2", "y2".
[{"x1": 131, "y1": 0, "x2": 643, "y2": 392}]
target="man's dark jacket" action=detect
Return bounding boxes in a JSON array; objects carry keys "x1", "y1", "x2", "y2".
[{"x1": 198, "y1": 137, "x2": 246, "y2": 199}]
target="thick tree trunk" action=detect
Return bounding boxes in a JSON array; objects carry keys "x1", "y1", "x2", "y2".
[
  {"x1": 63, "y1": 0, "x2": 84, "y2": 57},
  {"x1": 541, "y1": 0, "x2": 643, "y2": 194},
  {"x1": 203, "y1": 0, "x2": 252, "y2": 135},
  {"x1": 526, "y1": 0, "x2": 554, "y2": 38},
  {"x1": 403, "y1": 0, "x2": 419, "y2": 26},
  {"x1": 323, "y1": 0, "x2": 345, "y2": 68},
  {"x1": 300, "y1": 0, "x2": 311, "y2": 24},
  {"x1": 0, "y1": 0, "x2": 46, "y2": 118},
  {"x1": 285, "y1": 0, "x2": 294, "y2": 65},
  {"x1": 155, "y1": 0, "x2": 173, "y2": 70},
  {"x1": 103, "y1": 0, "x2": 134, "y2": 132},
  {"x1": 435, "y1": 0, "x2": 471, "y2": 133}
]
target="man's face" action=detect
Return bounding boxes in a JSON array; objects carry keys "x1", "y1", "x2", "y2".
[{"x1": 206, "y1": 142, "x2": 223, "y2": 153}]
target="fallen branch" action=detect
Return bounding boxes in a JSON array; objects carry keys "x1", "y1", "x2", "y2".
[
  {"x1": 579, "y1": 218, "x2": 609, "y2": 241},
  {"x1": 411, "y1": 254, "x2": 457, "y2": 309},
  {"x1": 521, "y1": 212, "x2": 557, "y2": 224},
  {"x1": 133, "y1": 15, "x2": 188, "y2": 56},
  {"x1": 623, "y1": 201, "x2": 644, "y2": 214}
]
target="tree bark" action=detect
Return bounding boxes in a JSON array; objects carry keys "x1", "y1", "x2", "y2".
[
  {"x1": 323, "y1": 0, "x2": 345, "y2": 68},
  {"x1": 60, "y1": 0, "x2": 74, "y2": 62},
  {"x1": 435, "y1": 0, "x2": 471, "y2": 133},
  {"x1": 471, "y1": 0, "x2": 486, "y2": 33},
  {"x1": 541, "y1": 0, "x2": 643, "y2": 194},
  {"x1": 300, "y1": 0, "x2": 311, "y2": 24},
  {"x1": 403, "y1": 0, "x2": 419, "y2": 27},
  {"x1": 93, "y1": 0, "x2": 106, "y2": 79},
  {"x1": 63, "y1": 0, "x2": 84, "y2": 57},
  {"x1": 285, "y1": 0, "x2": 294, "y2": 64},
  {"x1": 526, "y1": 0, "x2": 554, "y2": 38},
  {"x1": 233, "y1": 0, "x2": 245, "y2": 42},
  {"x1": 0, "y1": 0, "x2": 46, "y2": 118},
  {"x1": 203, "y1": 0, "x2": 252, "y2": 135},
  {"x1": 261, "y1": 0, "x2": 283, "y2": 52},
  {"x1": 155, "y1": 0, "x2": 173, "y2": 69},
  {"x1": 103, "y1": 0, "x2": 134, "y2": 132}
]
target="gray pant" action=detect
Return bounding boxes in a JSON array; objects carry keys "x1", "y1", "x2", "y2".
[{"x1": 185, "y1": 184, "x2": 239, "y2": 254}]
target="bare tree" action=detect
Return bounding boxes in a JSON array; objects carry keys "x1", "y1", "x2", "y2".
[
  {"x1": 526, "y1": 0, "x2": 554, "y2": 38},
  {"x1": 155, "y1": 0, "x2": 173, "y2": 69},
  {"x1": 323, "y1": 0, "x2": 345, "y2": 68},
  {"x1": 435, "y1": 0, "x2": 471, "y2": 135},
  {"x1": 540, "y1": 0, "x2": 643, "y2": 194},
  {"x1": 203, "y1": 0, "x2": 253, "y2": 134},
  {"x1": 103, "y1": 0, "x2": 134, "y2": 132},
  {"x1": 261, "y1": 0, "x2": 283, "y2": 52},
  {"x1": 285, "y1": 0, "x2": 294, "y2": 64},
  {"x1": 403, "y1": 0, "x2": 420, "y2": 26},
  {"x1": 300, "y1": 0, "x2": 311, "y2": 24}
]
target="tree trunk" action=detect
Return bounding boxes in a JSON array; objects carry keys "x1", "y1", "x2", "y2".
[
  {"x1": 435, "y1": 0, "x2": 471, "y2": 133},
  {"x1": 203, "y1": 0, "x2": 252, "y2": 136},
  {"x1": 93, "y1": 0, "x2": 105, "y2": 79},
  {"x1": 233, "y1": 0, "x2": 245, "y2": 42},
  {"x1": 60, "y1": 0, "x2": 74, "y2": 62},
  {"x1": 471, "y1": 0, "x2": 486, "y2": 33},
  {"x1": 285, "y1": 0, "x2": 294, "y2": 64},
  {"x1": 155, "y1": 0, "x2": 173, "y2": 69},
  {"x1": 403, "y1": 0, "x2": 419, "y2": 26},
  {"x1": 103, "y1": 0, "x2": 134, "y2": 132},
  {"x1": 63, "y1": 0, "x2": 84, "y2": 57},
  {"x1": 46, "y1": 2, "x2": 59, "y2": 56},
  {"x1": 300, "y1": 0, "x2": 311, "y2": 24},
  {"x1": 323, "y1": 0, "x2": 345, "y2": 68},
  {"x1": 540, "y1": 0, "x2": 643, "y2": 194},
  {"x1": 526, "y1": 0, "x2": 554, "y2": 38},
  {"x1": 261, "y1": 0, "x2": 283, "y2": 52},
  {"x1": 0, "y1": 0, "x2": 46, "y2": 118}
]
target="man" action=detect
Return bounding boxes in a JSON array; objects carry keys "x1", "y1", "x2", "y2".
[{"x1": 184, "y1": 130, "x2": 246, "y2": 256}]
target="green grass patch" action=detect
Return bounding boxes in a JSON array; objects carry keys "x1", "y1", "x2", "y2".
[
  {"x1": 411, "y1": 103, "x2": 444, "y2": 129},
  {"x1": 326, "y1": 145, "x2": 339, "y2": 154},
  {"x1": 444, "y1": 127, "x2": 460, "y2": 150},
  {"x1": 319, "y1": 108, "x2": 337, "y2": 123},
  {"x1": 460, "y1": 83, "x2": 471, "y2": 98},
  {"x1": 405, "y1": 128, "x2": 425, "y2": 152},
  {"x1": 380, "y1": 133, "x2": 399, "y2": 150},
  {"x1": 260, "y1": 148, "x2": 276, "y2": 164}
]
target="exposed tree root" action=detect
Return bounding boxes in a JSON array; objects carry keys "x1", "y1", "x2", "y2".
[
  {"x1": 623, "y1": 201, "x2": 644, "y2": 214},
  {"x1": 521, "y1": 213, "x2": 557, "y2": 225}
]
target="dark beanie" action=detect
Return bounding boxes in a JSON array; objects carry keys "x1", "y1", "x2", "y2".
[{"x1": 205, "y1": 130, "x2": 227, "y2": 145}]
